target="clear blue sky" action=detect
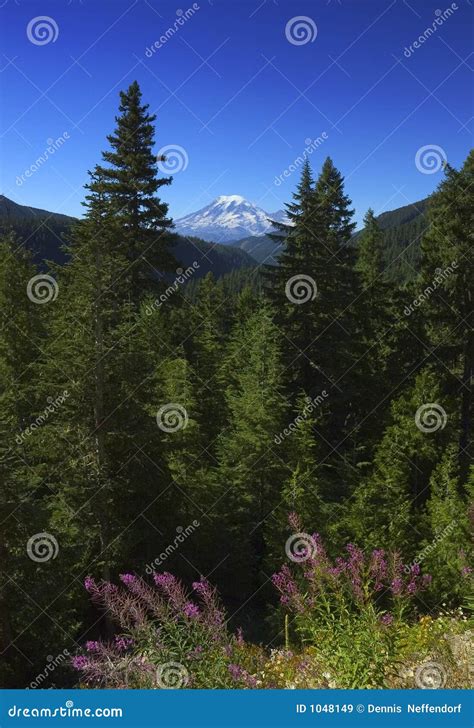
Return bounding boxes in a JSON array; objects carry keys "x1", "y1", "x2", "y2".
[{"x1": 0, "y1": 0, "x2": 472, "y2": 226}]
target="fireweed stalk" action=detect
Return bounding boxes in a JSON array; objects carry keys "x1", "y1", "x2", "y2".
[
  {"x1": 73, "y1": 573, "x2": 261, "y2": 688},
  {"x1": 271, "y1": 513, "x2": 432, "y2": 687}
]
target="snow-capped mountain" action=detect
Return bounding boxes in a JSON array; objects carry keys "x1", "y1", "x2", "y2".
[{"x1": 174, "y1": 195, "x2": 285, "y2": 244}]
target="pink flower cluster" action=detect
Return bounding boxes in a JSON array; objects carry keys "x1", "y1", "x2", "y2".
[{"x1": 272, "y1": 515, "x2": 433, "y2": 617}]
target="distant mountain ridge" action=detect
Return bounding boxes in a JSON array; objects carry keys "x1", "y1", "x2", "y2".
[
  {"x1": 175, "y1": 195, "x2": 286, "y2": 243},
  {"x1": 0, "y1": 195, "x2": 75, "y2": 224},
  {"x1": 352, "y1": 198, "x2": 429, "y2": 279},
  {"x1": 0, "y1": 194, "x2": 429, "y2": 282},
  {"x1": 0, "y1": 195, "x2": 256, "y2": 279},
  {"x1": 232, "y1": 198, "x2": 430, "y2": 278}
]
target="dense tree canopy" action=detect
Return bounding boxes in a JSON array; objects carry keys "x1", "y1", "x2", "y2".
[{"x1": 0, "y1": 83, "x2": 471, "y2": 687}]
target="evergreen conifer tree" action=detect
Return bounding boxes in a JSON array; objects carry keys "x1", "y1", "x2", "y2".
[{"x1": 94, "y1": 80, "x2": 175, "y2": 301}]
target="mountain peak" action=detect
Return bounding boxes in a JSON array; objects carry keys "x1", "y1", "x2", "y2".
[
  {"x1": 215, "y1": 194, "x2": 246, "y2": 205},
  {"x1": 175, "y1": 195, "x2": 284, "y2": 244}
]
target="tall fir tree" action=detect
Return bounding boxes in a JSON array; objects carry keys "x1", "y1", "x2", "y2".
[
  {"x1": 352, "y1": 208, "x2": 397, "y2": 455},
  {"x1": 215, "y1": 304, "x2": 289, "y2": 601},
  {"x1": 93, "y1": 80, "x2": 175, "y2": 301},
  {"x1": 418, "y1": 151, "x2": 473, "y2": 481},
  {"x1": 264, "y1": 161, "x2": 319, "y2": 392},
  {"x1": 29, "y1": 84, "x2": 178, "y2": 648}
]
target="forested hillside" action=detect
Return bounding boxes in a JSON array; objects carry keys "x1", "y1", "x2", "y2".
[
  {"x1": 0, "y1": 192, "x2": 429, "y2": 284},
  {"x1": 236, "y1": 198, "x2": 428, "y2": 279},
  {"x1": 0, "y1": 196, "x2": 255, "y2": 279},
  {"x1": 0, "y1": 82, "x2": 472, "y2": 690}
]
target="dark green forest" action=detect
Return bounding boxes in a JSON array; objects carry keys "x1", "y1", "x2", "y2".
[{"x1": 0, "y1": 82, "x2": 472, "y2": 688}]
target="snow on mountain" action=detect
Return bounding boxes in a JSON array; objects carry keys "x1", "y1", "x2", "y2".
[{"x1": 174, "y1": 195, "x2": 285, "y2": 244}]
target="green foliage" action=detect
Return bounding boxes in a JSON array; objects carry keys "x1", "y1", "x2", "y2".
[{"x1": 0, "y1": 77, "x2": 471, "y2": 687}]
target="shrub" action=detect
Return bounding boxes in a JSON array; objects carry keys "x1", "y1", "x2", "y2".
[
  {"x1": 271, "y1": 513, "x2": 432, "y2": 688},
  {"x1": 72, "y1": 573, "x2": 264, "y2": 688}
]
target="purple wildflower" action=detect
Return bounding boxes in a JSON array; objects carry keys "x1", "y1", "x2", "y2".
[
  {"x1": 120, "y1": 573, "x2": 137, "y2": 586},
  {"x1": 228, "y1": 663, "x2": 243, "y2": 681},
  {"x1": 85, "y1": 641, "x2": 100, "y2": 652},
  {"x1": 380, "y1": 613, "x2": 394, "y2": 626},
  {"x1": 192, "y1": 577, "x2": 226, "y2": 629},
  {"x1": 84, "y1": 576, "x2": 95, "y2": 592},
  {"x1": 153, "y1": 572, "x2": 176, "y2": 589},
  {"x1": 406, "y1": 581, "x2": 417, "y2": 594},
  {"x1": 72, "y1": 655, "x2": 89, "y2": 671},
  {"x1": 115, "y1": 636, "x2": 134, "y2": 651},
  {"x1": 346, "y1": 543, "x2": 365, "y2": 602},
  {"x1": 192, "y1": 577, "x2": 212, "y2": 599},
  {"x1": 369, "y1": 549, "x2": 388, "y2": 589},
  {"x1": 183, "y1": 602, "x2": 200, "y2": 619},
  {"x1": 272, "y1": 565, "x2": 298, "y2": 597},
  {"x1": 391, "y1": 577, "x2": 403, "y2": 597},
  {"x1": 288, "y1": 512, "x2": 302, "y2": 532},
  {"x1": 154, "y1": 572, "x2": 187, "y2": 613}
]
